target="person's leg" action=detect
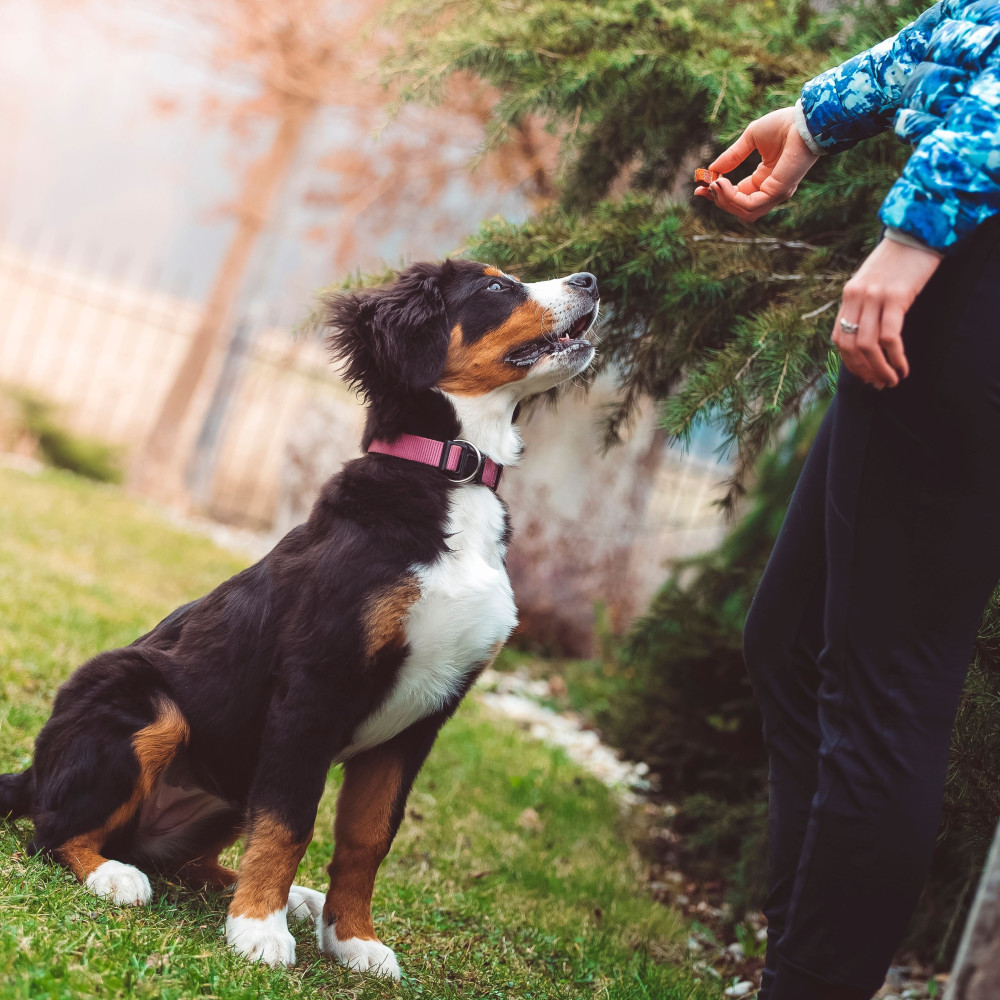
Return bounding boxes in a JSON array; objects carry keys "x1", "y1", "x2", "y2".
[
  {"x1": 743, "y1": 408, "x2": 834, "y2": 999},
  {"x1": 771, "y1": 216, "x2": 1000, "y2": 999}
]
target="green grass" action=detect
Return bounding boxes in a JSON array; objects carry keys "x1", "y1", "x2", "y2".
[{"x1": 0, "y1": 466, "x2": 712, "y2": 1000}]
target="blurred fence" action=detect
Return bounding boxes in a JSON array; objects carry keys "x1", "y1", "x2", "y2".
[
  {"x1": 0, "y1": 223, "x2": 728, "y2": 597},
  {"x1": 0, "y1": 225, "x2": 362, "y2": 528}
]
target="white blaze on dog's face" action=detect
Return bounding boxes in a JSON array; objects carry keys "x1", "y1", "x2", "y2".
[{"x1": 436, "y1": 264, "x2": 599, "y2": 399}]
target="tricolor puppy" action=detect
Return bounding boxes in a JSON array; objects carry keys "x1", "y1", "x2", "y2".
[{"x1": 0, "y1": 259, "x2": 599, "y2": 978}]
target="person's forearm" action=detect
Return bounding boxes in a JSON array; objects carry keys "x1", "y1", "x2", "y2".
[
  {"x1": 879, "y1": 60, "x2": 1000, "y2": 252},
  {"x1": 799, "y1": 0, "x2": 968, "y2": 154}
]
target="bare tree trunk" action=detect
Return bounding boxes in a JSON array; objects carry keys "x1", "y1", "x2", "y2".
[
  {"x1": 133, "y1": 93, "x2": 315, "y2": 504},
  {"x1": 946, "y1": 821, "x2": 1000, "y2": 1000}
]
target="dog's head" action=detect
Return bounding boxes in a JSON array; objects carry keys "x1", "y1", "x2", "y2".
[{"x1": 326, "y1": 259, "x2": 598, "y2": 405}]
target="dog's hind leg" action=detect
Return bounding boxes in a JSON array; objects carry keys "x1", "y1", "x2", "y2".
[
  {"x1": 35, "y1": 694, "x2": 190, "y2": 906},
  {"x1": 158, "y1": 814, "x2": 242, "y2": 891}
]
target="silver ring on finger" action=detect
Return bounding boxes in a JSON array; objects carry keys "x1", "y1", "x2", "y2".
[{"x1": 839, "y1": 318, "x2": 860, "y2": 335}]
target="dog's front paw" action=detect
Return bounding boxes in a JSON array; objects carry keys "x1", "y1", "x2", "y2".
[
  {"x1": 226, "y1": 910, "x2": 296, "y2": 966},
  {"x1": 318, "y1": 921, "x2": 401, "y2": 980},
  {"x1": 287, "y1": 884, "x2": 325, "y2": 922},
  {"x1": 85, "y1": 860, "x2": 152, "y2": 906}
]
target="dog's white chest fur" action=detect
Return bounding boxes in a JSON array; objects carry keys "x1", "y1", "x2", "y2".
[{"x1": 342, "y1": 486, "x2": 516, "y2": 757}]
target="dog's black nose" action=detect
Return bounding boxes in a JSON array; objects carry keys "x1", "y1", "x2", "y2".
[{"x1": 566, "y1": 272, "x2": 598, "y2": 298}]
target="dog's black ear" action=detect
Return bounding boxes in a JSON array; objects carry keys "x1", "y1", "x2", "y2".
[{"x1": 325, "y1": 261, "x2": 454, "y2": 398}]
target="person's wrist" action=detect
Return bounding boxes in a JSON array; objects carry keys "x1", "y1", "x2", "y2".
[
  {"x1": 883, "y1": 227, "x2": 944, "y2": 259},
  {"x1": 793, "y1": 100, "x2": 823, "y2": 156},
  {"x1": 876, "y1": 235, "x2": 943, "y2": 272}
]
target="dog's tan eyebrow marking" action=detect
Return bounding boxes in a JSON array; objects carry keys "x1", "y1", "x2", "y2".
[
  {"x1": 362, "y1": 577, "x2": 421, "y2": 666},
  {"x1": 229, "y1": 810, "x2": 312, "y2": 920},
  {"x1": 438, "y1": 302, "x2": 552, "y2": 396},
  {"x1": 483, "y1": 265, "x2": 522, "y2": 282}
]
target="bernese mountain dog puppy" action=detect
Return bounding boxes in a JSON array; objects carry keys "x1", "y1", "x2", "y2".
[{"x1": 0, "y1": 259, "x2": 599, "y2": 978}]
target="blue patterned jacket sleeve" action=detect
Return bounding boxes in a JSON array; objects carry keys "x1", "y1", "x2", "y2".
[
  {"x1": 799, "y1": 1, "x2": 971, "y2": 152},
  {"x1": 879, "y1": 37, "x2": 1000, "y2": 249}
]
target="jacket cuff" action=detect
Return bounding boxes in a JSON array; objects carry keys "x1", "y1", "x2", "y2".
[
  {"x1": 879, "y1": 174, "x2": 968, "y2": 255},
  {"x1": 798, "y1": 49, "x2": 895, "y2": 153},
  {"x1": 883, "y1": 227, "x2": 944, "y2": 258},
  {"x1": 793, "y1": 100, "x2": 823, "y2": 156}
]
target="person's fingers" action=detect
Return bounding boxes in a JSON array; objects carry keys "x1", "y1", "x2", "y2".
[
  {"x1": 857, "y1": 296, "x2": 898, "y2": 388},
  {"x1": 700, "y1": 107, "x2": 818, "y2": 220},
  {"x1": 880, "y1": 302, "x2": 910, "y2": 381},
  {"x1": 849, "y1": 298, "x2": 883, "y2": 387},
  {"x1": 833, "y1": 287, "x2": 868, "y2": 382},
  {"x1": 708, "y1": 126, "x2": 757, "y2": 174},
  {"x1": 830, "y1": 239, "x2": 936, "y2": 388},
  {"x1": 711, "y1": 177, "x2": 782, "y2": 222},
  {"x1": 706, "y1": 179, "x2": 749, "y2": 219},
  {"x1": 834, "y1": 320, "x2": 870, "y2": 384},
  {"x1": 711, "y1": 178, "x2": 761, "y2": 218},
  {"x1": 736, "y1": 159, "x2": 772, "y2": 196}
]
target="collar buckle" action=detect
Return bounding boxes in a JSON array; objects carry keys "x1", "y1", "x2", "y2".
[{"x1": 439, "y1": 438, "x2": 484, "y2": 484}]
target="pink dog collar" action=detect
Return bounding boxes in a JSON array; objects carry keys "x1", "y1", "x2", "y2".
[{"x1": 367, "y1": 433, "x2": 503, "y2": 491}]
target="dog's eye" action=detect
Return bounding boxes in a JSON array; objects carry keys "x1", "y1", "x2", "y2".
[{"x1": 487, "y1": 281, "x2": 504, "y2": 292}]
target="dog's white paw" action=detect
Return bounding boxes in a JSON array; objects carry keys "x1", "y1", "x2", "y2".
[
  {"x1": 226, "y1": 909, "x2": 296, "y2": 966},
  {"x1": 287, "y1": 884, "x2": 325, "y2": 923},
  {"x1": 85, "y1": 860, "x2": 152, "y2": 906},
  {"x1": 318, "y1": 921, "x2": 401, "y2": 980}
]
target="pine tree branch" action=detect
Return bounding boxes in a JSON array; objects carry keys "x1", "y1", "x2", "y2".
[
  {"x1": 767, "y1": 273, "x2": 842, "y2": 282},
  {"x1": 801, "y1": 299, "x2": 838, "y2": 320},
  {"x1": 691, "y1": 234, "x2": 820, "y2": 252},
  {"x1": 772, "y1": 353, "x2": 789, "y2": 409}
]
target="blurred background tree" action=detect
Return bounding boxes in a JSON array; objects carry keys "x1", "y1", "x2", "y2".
[
  {"x1": 138, "y1": 0, "x2": 559, "y2": 501},
  {"x1": 384, "y1": 0, "x2": 1000, "y2": 965}
]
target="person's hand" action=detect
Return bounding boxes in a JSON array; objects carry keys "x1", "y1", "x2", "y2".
[
  {"x1": 694, "y1": 107, "x2": 819, "y2": 221},
  {"x1": 832, "y1": 238, "x2": 941, "y2": 389}
]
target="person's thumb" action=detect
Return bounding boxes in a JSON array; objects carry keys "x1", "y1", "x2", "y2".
[{"x1": 709, "y1": 126, "x2": 756, "y2": 174}]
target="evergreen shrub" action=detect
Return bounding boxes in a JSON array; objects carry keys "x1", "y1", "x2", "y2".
[
  {"x1": 600, "y1": 411, "x2": 1000, "y2": 963},
  {"x1": 389, "y1": 0, "x2": 1000, "y2": 962},
  {"x1": 596, "y1": 409, "x2": 822, "y2": 919}
]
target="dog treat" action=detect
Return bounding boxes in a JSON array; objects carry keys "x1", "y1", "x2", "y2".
[{"x1": 695, "y1": 168, "x2": 720, "y2": 185}]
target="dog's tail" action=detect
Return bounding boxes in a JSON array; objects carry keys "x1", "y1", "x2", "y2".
[{"x1": 0, "y1": 770, "x2": 31, "y2": 820}]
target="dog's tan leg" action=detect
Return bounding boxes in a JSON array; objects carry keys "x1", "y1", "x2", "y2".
[
  {"x1": 55, "y1": 700, "x2": 189, "y2": 906},
  {"x1": 57, "y1": 832, "x2": 153, "y2": 905},
  {"x1": 316, "y1": 707, "x2": 462, "y2": 979},
  {"x1": 225, "y1": 810, "x2": 312, "y2": 966},
  {"x1": 320, "y1": 743, "x2": 408, "y2": 980}
]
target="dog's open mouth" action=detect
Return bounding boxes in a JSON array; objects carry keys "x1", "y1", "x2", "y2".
[{"x1": 504, "y1": 307, "x2": 598, "y2": 368}]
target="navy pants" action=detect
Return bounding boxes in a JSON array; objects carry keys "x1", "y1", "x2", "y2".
[{"x1": 744, "y1": 216, "x2": 1000, "y2": 1000}]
